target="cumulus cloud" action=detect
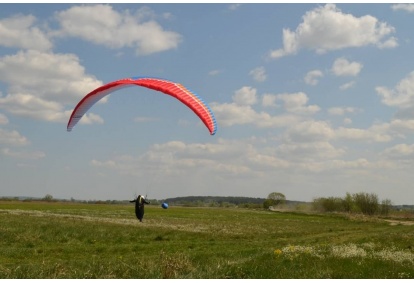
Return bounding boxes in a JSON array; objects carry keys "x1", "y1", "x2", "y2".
[
  {"x1": 336, "y1": 127, "x2": 392, "y2": 143},
  {"x1": 91, "y1": 138, "x2": 261, "y2": 177},
  {"x1": 380, "y1": 143, "x2": 414, "y2": 171},
  {"x1": 376, "y1": 72, "x2": 414, "y2": 124},
  {"x1": 391, "y1": 4, "x2": 414, "y2": 13},
  {"x1": 284, "y1": 120, "x2": 335, "y2": 143},
  {"x1": 0, "y1": 111, "x2": 45, "y2": 160},
  {"x1": 332, "y1": 58, "x2": 363, "y2": 77},
  {"x1": 283, "y1": 119, "x2": 392, "y2": 144},
  {"x1": 328, "y1": 107, "x2": 358, "y2": 116},
  {"x1": 382, "y1": 143, "x2": 414, "y2": 160},
  {"x1": 0, "y1": 14, "x2": 53, "y2": 51},
  {"x1": 0, "y1": 50, "x2": 104, "y2": 124},
  {"x1": 277, "y1": 92, "x2": 320, "y2": 115},
  {"x1": 262, "y1": 93, "x2": 278, "y2": 108},
  {"x1": 276, "y1": 141, "x2": 345, "y2": 162},
  {"x1": 232, "y1": 86, "x2": 258, "y2": 106},
  {"x1": 54, "y1": 5, "x2": 182, "y2": 55},
  {"x1": 211, "y1": 87, "x2": 309, "y2": 128},
  {"x1": 304, "y1": 70, "x2": 323, "y2": 85},
  {"x1": 376, "y1": 71, "x2": 414, "y2": 109},
  {"x1": 90, "y1": 138, "x2": 295, "y2": 182},
  {"x1": 212, "y1": 87, "x2": 322, "y2": 129},
  {"x1": 270, "y1": 4, "x2": 397, "y2": 59},
  {"x1": 249, "y1": 66, "x2": 267, "y2": 82},
  {"x1": 0, "y1": 128, "x2": 28, "y2": 146},
  {"x1": 211, "y1": 102, "x2": 299, "y2": 128}
]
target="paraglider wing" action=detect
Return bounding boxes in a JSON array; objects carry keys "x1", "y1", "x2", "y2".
[{"x1": 67, "y1": 77, "x2": 217, "y2": 135}]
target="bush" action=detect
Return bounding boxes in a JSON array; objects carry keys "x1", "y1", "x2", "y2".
[
  {"x1": 352, "y1": 192, "x2": 378, "y2": 215},
  {"x1": 312, "y1": 192, "x2": 392, "y2": 216},
  {"x1": 380, "y1": 199, "x2": 392, "y2": 216},
  {"x1": 312, "y1": 197, "x2": 344, "y2": 212}
]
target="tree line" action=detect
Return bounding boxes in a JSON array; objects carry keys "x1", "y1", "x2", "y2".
[{"x1": 312, "y1": 192, "x2": 392, "y2": 216}]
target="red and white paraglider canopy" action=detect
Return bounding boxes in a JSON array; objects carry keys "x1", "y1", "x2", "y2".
[{"x1": 67, "y1": 76, "x2": 217, "y2": 135}]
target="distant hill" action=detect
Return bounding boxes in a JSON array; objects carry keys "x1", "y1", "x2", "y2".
[{"x1": 163, "y1": 196, "x2": 266, "y2": 205}]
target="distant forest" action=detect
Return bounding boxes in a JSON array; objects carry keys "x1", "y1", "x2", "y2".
[
  {"x1": 163, "y1": 196, "x2": 266, "y2": 205},
  {"x1": 0, "y1": 195, "x2": 307, "y2": 207}
]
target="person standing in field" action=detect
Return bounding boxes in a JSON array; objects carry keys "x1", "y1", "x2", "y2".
[{"x1": 130, "y1": 195, "x2": 150, "y2": 222}]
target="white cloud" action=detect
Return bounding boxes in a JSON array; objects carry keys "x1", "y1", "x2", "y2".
[
  {"x1": 344, "y1": 118, "x2": 352, "y2": 125},
  {"x1": 328, "y1": 107, "x2": 358, "y2": 116},
  {"x1": 91, "y1": 139, "x2": 260, "y2": 177},
  {"x1": 270, "y1": 4, "x2": 397, "y2": 59},
  {"x1": 262, "y1": 92, "x2": 320, "y2": 114},
  {"x1": 391, "y1": 4, "x2": 414, "y2": 13},
  {"x1": 284, "y1": 120, "x2": 335, "y2": 143},
  {"x1": 276, "y1": 92, "x2": 320, "y2": 115},
  {"x1": 283, "y1": 119, "x2": 392, "y2": 144},
  {"x1": 0, "y1": 93, "x2": 64, "y2": 122},
  {"x1": 1, "y1": 147, "x2": 45, "y2": 159},
  {"x1": 277, "y1": 141, "x2": 345, "y2": 162},
  {"x1": 91, "y1": 138, "x2": 293, "y2": 180},
  {"x1": 389, "y1": 119, "x2": 414, "y2": 133},
  {"x1": 376, "y1": 71, "x2": 414, "y2": 109},
  {"x1": 0, "y1": 14, "x2": 53, "y2": 51},
  {"x1": 332, "y1": 58, "x2": 363, "y2": 77},
  {"x1": 336, "y1": 126, "x2": 392, "y2": 143},
  {"x1": 249, "y1": 66, "x2": 267, "y2": 82},
  {"x1": 213, "y1": 89, "x2": 319, "y2": 129},
  {"x1": 385, "y1": 143, "x2": 414, "y2": 156},
  {"x1": 375, "y1": 119, "x2": 414, "y2": 139},
  {"x1": 382, "y1": 144, "x2": 414, "y2": 162},
  {"x1": 208, "y1": 69, "x2": 222, "y2": 76},
  {"x1": 304, "y1": 70, "x2": 323, "y2": 85},
  {"x1": 0, "y1": 50, "x2": 104, "y2": 124},
  {"x1": 0, "y1": 113, "x2": 8, "y2": 125},
  {"x1": 339, "y1": 81, "x2": 356, "y2": 91},
  {"x1": 78, "y1": 112, "x2": 104, "y2": 125},
  {"x1": 262, "y1": 93, "x2": 278, "y2": 107},
  {"x1": 54, "y1": 5, "x2": 182, "y2": 56},
  {"x1": 228, "y1": 4, "x2": 242, "y2": 11},
  {"x1": 232, "y1": 86, "x2": 257, "y2": 106},
  {"x1": 211, "y1": 102, "x2": 300, "y2": 128},
  {"x1": 0, "y1": 128, "x2": 28, "y2": 146}
]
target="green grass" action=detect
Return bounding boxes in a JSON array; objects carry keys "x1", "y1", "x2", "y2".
[{"x1": 1, "y1": 201, "x2": 413, "y2": 278}]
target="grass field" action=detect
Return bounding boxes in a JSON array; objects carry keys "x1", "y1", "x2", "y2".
[{"x1": 1, "y1": 201, "x2": 414, "y2": 279}]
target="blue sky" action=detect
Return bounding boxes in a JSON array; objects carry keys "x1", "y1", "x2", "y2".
[{"x1": 1, "y1": 3, "x2": 414, "y2": 204}]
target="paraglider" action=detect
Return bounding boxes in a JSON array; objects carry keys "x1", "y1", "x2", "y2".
[
  {"x1": 130, "y1": 195, "x2": 150, "y2": 222},
  {"x1": 161, "y1": 202, "x2": 169, "y2": 209},
  {"x1": 67, "y1": 76, "x2": 217, "y2": 135},
  {"x1": 67, "y1": 76, "x2": 217, "y2": 221}
]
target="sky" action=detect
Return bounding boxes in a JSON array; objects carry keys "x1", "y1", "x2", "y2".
[{"x1": 1, "y1": 3, "x2": 414, "y2": 204}]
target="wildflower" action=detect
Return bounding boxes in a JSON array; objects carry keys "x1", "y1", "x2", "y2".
[
  {"x1": 375, "y1": 248, "x2": 414, "y2": 264},
  {"x1": 274, "y1": 249, "x2": 282, "y2": 256},
  {"x1": 331, "y1": 244, "x2": 367, "y2": 258}
]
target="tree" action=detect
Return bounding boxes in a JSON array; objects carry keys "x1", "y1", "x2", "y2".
[
  {"x1": 43, "y1": 194, "x2": 53, "y2": 202},
  {"x1": 380, "y1": 199, "x2": 393, "y2": 216},
  {"x1": 264, "y1": 192, "x2": 286, "y2": 209},
  {"x1": 352, "y1": 192, "x2": 379, "y2": 215},
  {"x1": 342, "y1": 192, "x2": 354, "y2": 213}
]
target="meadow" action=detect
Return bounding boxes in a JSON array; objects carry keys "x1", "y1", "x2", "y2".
[{"x1": 0, "y1": 201, "x2": 413, "y2": 279}]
